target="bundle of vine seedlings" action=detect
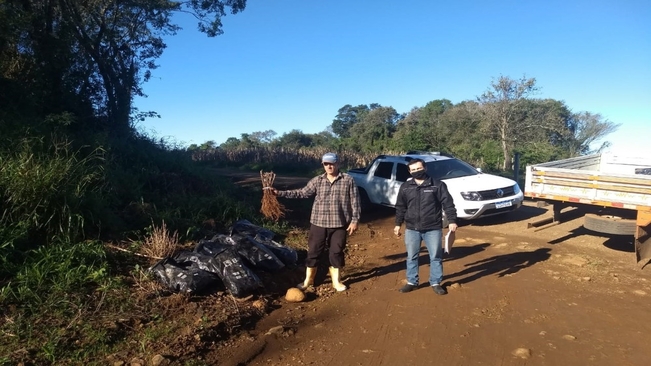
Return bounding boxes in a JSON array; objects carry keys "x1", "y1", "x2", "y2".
[{"x1": 260, "y1": 170, "x2": 285, "y2": 221}]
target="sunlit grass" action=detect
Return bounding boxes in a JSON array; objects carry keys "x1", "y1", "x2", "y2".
[{"x1": 140, "y1": 221, "x2": 179, "y2": 259}]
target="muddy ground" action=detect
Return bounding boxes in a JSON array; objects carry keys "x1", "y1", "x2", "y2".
[{"x1": 202, "y1": 171, "x2": 651, "y2": 366}]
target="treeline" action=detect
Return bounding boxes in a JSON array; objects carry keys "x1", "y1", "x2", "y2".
[{"x1": 192, "y1": 76, "x2": 619, "y2": 172}]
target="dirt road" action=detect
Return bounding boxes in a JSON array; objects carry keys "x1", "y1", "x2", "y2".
[{"x1": 215, "y1": 171, "x2": 651, "y2": 366}]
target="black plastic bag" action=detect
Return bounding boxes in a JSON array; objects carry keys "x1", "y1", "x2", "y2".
[
  {"x1": 252, "y1": 237, "x2": 298, "y2": 266},
  {"x1": 212, "y1": 233, "x2": 286, "y2": 271},
  {"x1": 194, "y1": 238, "x2": 231, "y2": 256},
  {"x1": 149, "y1": 256, "x2": 220, "y2": 294},
  {"x1": 229, "y1": 220, "x2": 298, "y2": 266},
  {"x1": 230, "y1": 219, "x2": 275, "y2": 241},
  {"x1": 174, "y1": 250, "x2": 223, "y2": 275},
  {"x1": 195, "y1": 241, "x2": 264, "y2": 297}
]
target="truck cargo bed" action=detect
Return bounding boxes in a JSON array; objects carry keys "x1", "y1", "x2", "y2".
[{"x1": 524, "y1": 153, "x2": 651, "y2": 268}]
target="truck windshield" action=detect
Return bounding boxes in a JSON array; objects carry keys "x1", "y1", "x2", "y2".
[{"x1": 426, "y1": 159, "x2": 479, "y2": 180}]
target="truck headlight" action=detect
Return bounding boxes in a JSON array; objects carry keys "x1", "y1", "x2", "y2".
[
  {"x1": 513, "y1": 184, "x2": 521, "y2": 194},
  {"x1": 461, "y1": 191, "x2": 482, "y2": 201}
]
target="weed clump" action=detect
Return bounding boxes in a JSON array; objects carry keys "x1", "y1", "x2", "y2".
[{"x1": 140, "y1": 221, "x2": 179, "y2": 260}]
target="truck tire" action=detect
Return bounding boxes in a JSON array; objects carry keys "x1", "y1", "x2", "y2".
[
  {"x1": 358, "y1": 188, "x2": 372, "y2": 212},
  {"x1": 583, "y1": 213, "x2": 636, "y2": 236}
]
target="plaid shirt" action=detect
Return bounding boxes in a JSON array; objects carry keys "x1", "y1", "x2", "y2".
[{"x1": 278, "y1": 172, "x2": 361, "y2": 228}]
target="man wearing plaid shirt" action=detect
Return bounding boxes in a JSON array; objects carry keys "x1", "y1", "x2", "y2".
[{"x1": 271, "y1": 152, "x2": 360, "y2": 292}]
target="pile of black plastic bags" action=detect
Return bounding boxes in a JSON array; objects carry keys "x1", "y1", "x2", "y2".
[{"x1": 150, "y1": 220, "x2": 298, "y2": 297}]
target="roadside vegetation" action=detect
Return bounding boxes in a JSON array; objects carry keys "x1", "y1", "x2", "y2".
[{"x1": 0, "y1": 1, "x2": 620, "y2": 365}]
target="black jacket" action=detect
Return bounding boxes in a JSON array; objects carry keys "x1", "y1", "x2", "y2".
[{"x1": 395, "y1": 176, "x2": 457, "y2": 231}]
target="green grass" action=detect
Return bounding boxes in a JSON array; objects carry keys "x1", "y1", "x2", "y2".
[
  {"x1": 0, "y1": 240, "x2": 120, "y2": 364},
  {"x1": 0, "y1": 240, "x2": 112, "y2": 308},
  {"x1": 0, "y1": 153, "x2": 278, "y2": 364},
  {"x1": 0, "y1": 137, "x2": 105, "y2": 280}
]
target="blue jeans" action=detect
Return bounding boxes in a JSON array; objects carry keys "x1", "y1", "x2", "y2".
[{"x1": 404, "y1": 229, "x2": 443, "y2": 286}]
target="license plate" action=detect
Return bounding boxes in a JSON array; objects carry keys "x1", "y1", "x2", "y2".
[{"x1": 495, "y1": 200, "x2": 512, "y2": 209}]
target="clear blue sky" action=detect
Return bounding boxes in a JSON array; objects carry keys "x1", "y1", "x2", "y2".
[{"x1": 134, "y1": 0, "x2": 650, "y2": 155}]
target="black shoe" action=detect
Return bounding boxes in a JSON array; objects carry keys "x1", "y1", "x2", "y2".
[
  {"x1": 432, "y1": 284, "x2": 447, "y2": 295},
  {"x1": 399, "y1": 284, "x2": 418, "y2": 293}
]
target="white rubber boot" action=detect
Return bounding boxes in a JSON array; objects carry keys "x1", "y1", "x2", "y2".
[
  {"x1": 297, "y1": 267, "x2": 316, "y2": 290},
  {"x1": 329, "y1": 266, "x2": 347, "y2": 292}
]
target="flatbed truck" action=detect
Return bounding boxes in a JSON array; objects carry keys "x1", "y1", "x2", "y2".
[{"x1": 524, "y1": 153, "x2": 651, "y2": 268}]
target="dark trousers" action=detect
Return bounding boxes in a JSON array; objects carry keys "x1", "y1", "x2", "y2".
[{"x1": 306, "y1": 224, "x2": 347, "y2": 268}]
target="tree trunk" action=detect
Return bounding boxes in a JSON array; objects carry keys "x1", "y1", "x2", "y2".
[
  {"x1": 501, "y1": 134, "x2": 512, "y2": 171},
  {"x1": 59, "y1": 0, "x2": 134, "y2": 136},
  {"x1": 500, "y1": 117, "x2": 512, "y2": 171}
]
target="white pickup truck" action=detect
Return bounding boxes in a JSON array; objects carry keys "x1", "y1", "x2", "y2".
[
  {"x1": 524, "y1": 153, "x2": 651, "y2": 268},
  {"x1": 347, "y1": 152, "x2": 524, "y2": 221}
]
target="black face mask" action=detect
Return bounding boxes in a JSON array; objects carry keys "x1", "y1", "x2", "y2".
[{"x1": 410, "y1": 170, "x2": 427, "y2": 180}]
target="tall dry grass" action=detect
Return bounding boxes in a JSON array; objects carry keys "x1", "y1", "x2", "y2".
[{"x1": 140, "y1": 221, "x2": 179, "y2": 259}]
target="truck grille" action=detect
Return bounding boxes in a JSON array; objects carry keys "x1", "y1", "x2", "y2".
[{"x1": 478, "y1": 186, "x2": 515, "y2": 200}]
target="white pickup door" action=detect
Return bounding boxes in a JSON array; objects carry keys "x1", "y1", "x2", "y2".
[{"x1": 363, "y1": 160, "x2": 411, "y2": 206}]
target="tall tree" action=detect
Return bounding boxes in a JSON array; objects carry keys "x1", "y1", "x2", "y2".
[
  {"x1": 421, "y1": 99, "x2": 453, "y2": 121},
  {"x1": 310, "y1": 130, "x2": 338, "y2": 149},
  {"x1": 249, "y1": 130, "x2": 277, "y2": 144},
  {"x1": 438, "y1": 101, "x2": 484, "y2": 161},
  {"x1": 514, "y1": 99, "x2": 573, "y2": 165},
  {"x1": 1, "y1": 0, "x2": 248, "y2": 137},
  {"x1": 270, "y1": 129, "x2": 314, "y2": 149},
  {"x1": 330, "y1": 103, "x2": 379, "y2": 138},
  {"x1": 238, "y1": 133, "x2": 259, "y2": 148},
  {"x1": 392, "y1": 99, "x2": 454, "y2": 152},
  {"x1": 564, "y1": 112, "x2": 620, "y2": 156},
  {"x1": 478, "y1": 75, "x2": 538, "y2": 170},
  {"x1": 417, "y1": 99, "x2": 453, "y2": 148},
  {"x1": 348, "y1": 106, "x2": 401, "y2": 153},
  {"x1": 392, "y1": 107, "x2": 429, "y2": 151},
  {"x1": 220, "y1": 137, "x2": 241, "y2": 149}
]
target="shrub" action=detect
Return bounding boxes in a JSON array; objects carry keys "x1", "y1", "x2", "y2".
[{"x1": 140, "y1": 221, "x2": 179, "y2": 259}]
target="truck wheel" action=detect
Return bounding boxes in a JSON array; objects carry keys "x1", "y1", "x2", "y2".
[
  {"x1": 358, "y1": 188, "x2": 372, "y2": 212},
  {"x1": 583, "y1": 213, "x2": 636, "y2": 236}
]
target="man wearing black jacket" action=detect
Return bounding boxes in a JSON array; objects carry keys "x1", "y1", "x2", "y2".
[{"x1": 393, "y1": 158, "x2": 458, "y2": 295}]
